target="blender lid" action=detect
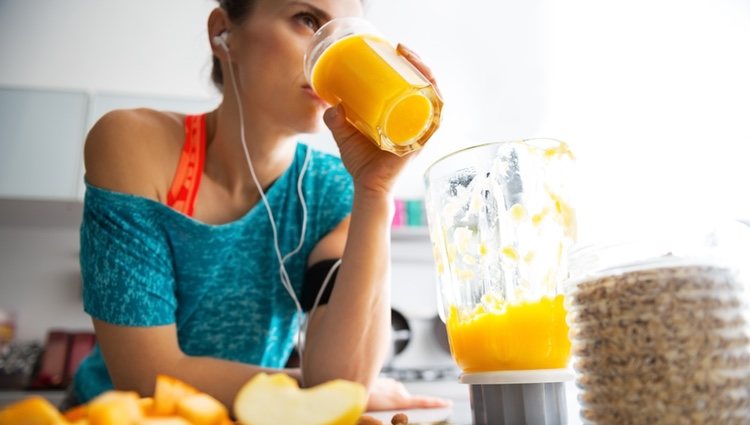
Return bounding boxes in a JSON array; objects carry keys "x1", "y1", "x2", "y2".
[{"x1": 460, "y1": 368, "x2": 574, "y2": 385}]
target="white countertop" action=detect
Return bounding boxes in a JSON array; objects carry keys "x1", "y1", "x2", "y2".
[
  {"x1": 365, "y1": 380, "x2": 471, "y2": 424},
  {"x1": 365, "y1": 379, "x2": 584, "y2": 425}
]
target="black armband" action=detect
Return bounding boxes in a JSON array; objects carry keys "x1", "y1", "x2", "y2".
[{"x1": 301, "y1": 259, "x2": 341, "y2": 312}]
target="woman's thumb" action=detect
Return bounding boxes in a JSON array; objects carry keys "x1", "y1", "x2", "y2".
[{"x1": 323, "y1": 104, "x2": 358, "y2": 140}]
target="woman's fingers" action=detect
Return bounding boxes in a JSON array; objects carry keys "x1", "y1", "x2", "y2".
[
  {"x1": 365, "y1": 377, "x2": 452, "y2": 411},
  {"x1": 407, "y1": 395, "x2": 452, "y2": 408},
  {"x1": 396, "y1": 44, "x2": 442, "y2": 98},
  {"x1": 323, "y1": 104, "x2": 359, "y2": 145}
]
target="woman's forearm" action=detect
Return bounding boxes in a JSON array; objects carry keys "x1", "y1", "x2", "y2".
[
  {"x1": 154, "y1": 356, "x2": 300, "y2": 411},
  {"x1": 302, "y1": 189, "x2": 394, "y2": 388}
]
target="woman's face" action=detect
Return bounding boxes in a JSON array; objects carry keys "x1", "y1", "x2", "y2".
[{"x1": 228, "y1": 0, "x2": 363, "y2": 135}]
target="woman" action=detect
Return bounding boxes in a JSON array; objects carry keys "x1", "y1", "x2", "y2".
[{"x1": 71, "y1": 0, "x2": 448, "y2": 413}]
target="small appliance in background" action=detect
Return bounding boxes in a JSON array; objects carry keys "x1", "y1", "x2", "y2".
[
  {"x1": 29, "y1": 330, "x2": 95, "y2": 390},
  {"x1": 0, "y1": 342, "x2": 43, "y2": 390},
  {"x1": 382, "y1": 310, "x2": 458, "y2": 382}
]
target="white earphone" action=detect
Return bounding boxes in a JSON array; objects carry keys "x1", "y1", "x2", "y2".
[
  {"x1": 212, "y1": 31, "x2": 229, "y2": 51},
  {"x1": 215, "y1": 27, "x2": 338, "y2": 382}
]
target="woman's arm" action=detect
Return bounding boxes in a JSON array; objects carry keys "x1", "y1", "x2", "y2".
[
  {"x1": 301, "y1": 46, "x2": 441, "y2": 389},
  {"x1": 301, "y1": 191, "x2": 393, "y2": 389},
  {"x1": 93, "y1": 320, "x2": 300, "y2": 409},
  {"x1": 300, "y1": 46, "x2": 449, "y2": 408}
]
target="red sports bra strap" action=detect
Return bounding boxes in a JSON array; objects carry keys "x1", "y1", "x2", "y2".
[{"x1": 166, "y1": 114, "x2": 206, "y2": 217}]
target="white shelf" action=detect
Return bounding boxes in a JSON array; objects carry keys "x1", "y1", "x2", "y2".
[
  {"x1": 391, "y1": 226, "x2": 430, "y2": 241},
  {"x1": 391, "y1": 227, "x2": 433, "y2": 264}
]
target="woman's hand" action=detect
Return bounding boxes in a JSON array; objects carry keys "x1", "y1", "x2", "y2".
[
  {"x1": 324, "y1": 45, "x2": 440, "y2": 196},
  {"x1": 366, "y1": 377, "x2": 451, "y2": 412}
]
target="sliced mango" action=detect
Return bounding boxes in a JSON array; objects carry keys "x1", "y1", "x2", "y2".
[
  {"x1": 0, "y1": 396, "x2": 66, "y2": 425},
  {"x1": 153, "y1": 374, "x2": 199, "y2": 416},
  {"x1": 139, "y1": 418, "x2": 192, "y2": 425},
  {"x1": 63, "y1": 403, "x2": 88, "y2": 422},
  {"x1": 176, "y1": 393, "x2": 228, "y2": 425},
  {"x1": 87, "y1": 391, "x2": 142, "y2": 425}
]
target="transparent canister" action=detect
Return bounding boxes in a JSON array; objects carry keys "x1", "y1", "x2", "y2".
[
  {"x1": 565, "y1": 222, "x2": 750, "y2": 424},
  {"x1": 423, "y1": 139, "x2": 576, "y2": 373}
]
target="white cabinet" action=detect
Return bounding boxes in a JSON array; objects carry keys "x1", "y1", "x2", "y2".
[
  {"x1": 0, "y1": 87, "x2": 89, "y2": 200},
  {"x1": 76, "y1": 92, "x2": 220, "y2": 199},
  {"x1": 0, "y1": 86, "x2": 220, "y2": 200}
]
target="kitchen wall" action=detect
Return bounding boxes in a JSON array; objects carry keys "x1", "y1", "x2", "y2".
[
  {"x1": 0, "y1": 0, "x2": 550, "y2": 197},
  {"x1": 3, "y1": 0, "x2": 749, "y2": 234},
  {"x1": 0, "y1": 200, "x2": 90, "y2": 342}
]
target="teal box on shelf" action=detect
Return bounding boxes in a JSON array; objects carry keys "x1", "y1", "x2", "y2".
[{"x1": 405, "y1": 199, "x2": 425, "y2": 226}]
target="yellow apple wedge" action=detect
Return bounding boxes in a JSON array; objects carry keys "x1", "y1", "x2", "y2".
[{"x1": 234, "y1": 373, "x2": 367, "y2": 425}]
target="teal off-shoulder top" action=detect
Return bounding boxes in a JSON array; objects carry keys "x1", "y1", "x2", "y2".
[{"x1": 74, "y1": 143, "x2": 353, "y2": 402}]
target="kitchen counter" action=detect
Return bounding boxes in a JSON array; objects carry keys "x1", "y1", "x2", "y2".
[{"x1": 0, "y1": 389, "x2": 66, "y2": 409}]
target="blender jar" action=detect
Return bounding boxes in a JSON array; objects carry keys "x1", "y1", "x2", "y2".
[
  {"x1": 565, "y1": 222, "x2": 750, "y2": 424},
  {"x1": 423, "y1": 139, "x2": 576, "y2": 373}
]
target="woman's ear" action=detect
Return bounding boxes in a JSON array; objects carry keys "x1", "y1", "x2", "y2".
[{"x1": 208, "y1": 7, "x2": 231, "y2": 59}]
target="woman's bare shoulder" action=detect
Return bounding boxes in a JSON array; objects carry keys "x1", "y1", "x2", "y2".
[{"x1": 84, "y1": 108, "x2": 186, "y2": 201}]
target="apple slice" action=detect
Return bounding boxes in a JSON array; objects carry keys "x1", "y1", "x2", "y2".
[{"x1": 234, "y1": 373, "x2": 367, "y2": 425}]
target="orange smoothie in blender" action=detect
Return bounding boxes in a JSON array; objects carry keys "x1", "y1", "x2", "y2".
[
  {"x1": 305, "y1": 18, "x2": 442, "y2": 156},
  {"x1": 424, "y1": 140, "x2": 577, "y2": 373},
  {"x1": 446, "y1": 295, "x2": 571, "y2": 372}
]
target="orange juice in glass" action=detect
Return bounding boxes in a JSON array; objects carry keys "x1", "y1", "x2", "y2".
[{"x1": 304, "y1": 17, "x2": 443, "y2": 156}]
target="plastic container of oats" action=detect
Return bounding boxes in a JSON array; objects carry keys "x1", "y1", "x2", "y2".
[{"x1": 564, "y1": 221, "x2": 750, "y2": 424}]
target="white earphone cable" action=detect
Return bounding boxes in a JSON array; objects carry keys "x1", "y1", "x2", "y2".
[
  {"x1": 223, "y1": 41, "x2": 337, "y2": 385},
  {"x1": 226, "y1": 52, "x2": 304, "y2": 315}
]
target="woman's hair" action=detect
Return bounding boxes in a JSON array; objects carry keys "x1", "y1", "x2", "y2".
[{"x1": 211, "y1": 0, "x2": 256, "y2": 89}]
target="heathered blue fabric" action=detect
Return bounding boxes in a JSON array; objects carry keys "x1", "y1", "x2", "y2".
[{"x1": 74, "y1": 143, "x2": 353, "y2": 402}]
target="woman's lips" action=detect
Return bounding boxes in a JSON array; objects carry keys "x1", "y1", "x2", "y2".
[{"x1": 302, "y1": 85, "x2": 328, "y2": 105}]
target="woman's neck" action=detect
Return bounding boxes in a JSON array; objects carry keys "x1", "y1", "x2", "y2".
[{"x1": 204, "y1": 105, "x2": 298, "y2": 198}]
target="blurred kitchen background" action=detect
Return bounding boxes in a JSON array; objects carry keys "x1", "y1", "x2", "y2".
[{"x1": 1, "y1": 0, "x2": 749, "y2": 414}]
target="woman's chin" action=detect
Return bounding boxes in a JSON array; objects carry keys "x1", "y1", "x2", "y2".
[{"x1": 297, "y1": 115, "x2": 328, "y2": 134}]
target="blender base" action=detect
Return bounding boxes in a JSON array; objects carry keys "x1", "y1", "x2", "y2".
[{"x1": 461, "y1": 369, "x2": 573, "y2": 425}]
